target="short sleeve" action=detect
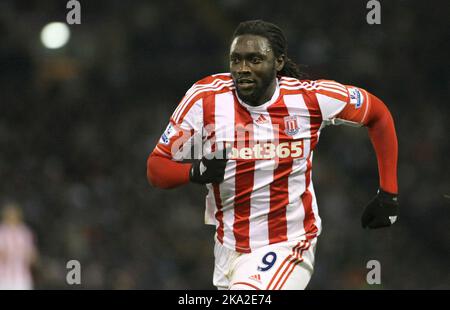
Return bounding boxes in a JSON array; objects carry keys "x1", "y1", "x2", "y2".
[
  {"x1": 153, "y1": 94, "x2": 203, "y2": 161},
  {"x1": 334, "y1": 85, "x2": 371, "y2": 125},
  {"x1": 314, "y1": 80, "x2": 349, "y2": 121},
  {"x1": 314, "y1": 80, "x2": 371, "y2": 127}
]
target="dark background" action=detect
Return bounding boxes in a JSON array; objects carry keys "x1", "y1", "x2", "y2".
[{"x1": 0, "y1": 0, "x2": 448, "y2": 289}]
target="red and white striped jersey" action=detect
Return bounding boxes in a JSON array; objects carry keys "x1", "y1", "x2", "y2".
[{"x1": 153, "y1": 73, "x2": 370, "y2": 253}]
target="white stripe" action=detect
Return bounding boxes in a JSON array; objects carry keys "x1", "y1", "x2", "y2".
[
  {"x1": 173, "y1": 80, "x2": 234, "y2": 122},
  {"x1": 248, "y1": 109, "x2": 275, "y2": 250},
  {"x1": 317, "y1": 83, "x2": 348, "y2": 94},
  {"x1": 280, "y1": 81, "x2": 348, "y2": 97},
  {"x1": 361, "y1": 88, "x2": 371, "y2": 124},
  {"x1": 316, "y1": 93, "x2": 347, "y2": 120},
  {"x1": 173, "y1": 79, "x2": 233, "y2": 122},
  {"x1": 204, "y1": 184, "x2": 217, "y2": 225},
  {"x1": 317, "y1": 81, "x2": 347, "y2": 92},
  {"x1": 280, "y1": 85, "x2": 304, "y2": 90},
  {"x1": 186, "y1": 78, "x2": 233, "y2": 99},
  {"x1": 182, "y1": 78, "x2": 229, "y2": 103},
  {"x1": 281, "y1": 79, "x2": 347, "y2": 93},
  {"x1": 174, "y1": 81, "x2": 234, "y2": 123},
  {"x1": 280, "y1": 77, "x2": 299, "y2": 82},
  {"x1": 214, "y1": 92, "x2": 237, "y2": 249},
  {"x1": 279, "y1": 79, "x2": 305, "y2": 86},
  {"x1": 169, "y1": 98, "x2": 204, "y2": 160},
  {"x1": 212, "y1": 72, "x2": 232, "y2": 77},
  {"x1": 315, "y1": 86, "x2": 348, "y2": 97},
  {"x1": 283, "y1": 94, "x2": 309, "y2": 239},
  {"x1": 154, "y1": 145, "x2": 170, "y2": 157},
  {"x1": 178, "y1": 98, "x2": 203, "y2": 131}
]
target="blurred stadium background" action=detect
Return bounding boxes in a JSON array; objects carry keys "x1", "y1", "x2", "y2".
[{"x1": 0, "y1": 0, "x2": 448, "y2": 289}]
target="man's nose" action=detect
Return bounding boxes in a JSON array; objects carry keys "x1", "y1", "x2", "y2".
[{"x1": 237, "y1": 60, "x2": 251, "y2": 74}]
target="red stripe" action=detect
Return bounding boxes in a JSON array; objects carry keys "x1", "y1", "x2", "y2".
[
  {"x1": 232, "y1": 94, "x2": 255, "y2": 253},
  {"x1": 230, "y1": 282, "x2": 261, "y2": 290},
  {"x1": 278, "y1": 259, "x2": 303, "y2": 290},
  {"x1": 174, "y1": 79, "x2": 233, "y2": 123},
  {"x1": 266, "y1": 99, "x2": 293, "y2": 244},
  {"x1": 202, "y1": 94, "x2": 225, "y2": 244},
  {"x1": 301, "y1": 93, "x2": 321, "y2": 237},
  {"x1": 266, "y1": 255, "x2": 291, "y2": 289},
  {"x1": 301, "y1": 157, "x2": 318, "y2": 237},
  {"x1": 292, "y1": 240, "x2": 303, "y2": 258},
  {"x1": 272, "y1": 256, "x2": 300, "y2": 290},
  {"x1": 213, "y1": 185, "x2": 224, "y2": 243},
  {"x1": 273, "y1": 242, "x2": 306, "y2": 290},
  {"x1": 303, "y1": 93, "x2": 322, "y2": 151},
  {"x1": 279, "y1": 81, "x2": 347, "y2": 102},
  {"x1": 278, "y1": 241, "x2": 311, "y2": 289}
]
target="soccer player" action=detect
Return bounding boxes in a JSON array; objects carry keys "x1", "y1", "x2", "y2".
[
  {"x1": 147, "y1": 20, "x2": 398, "y2": 290},
  {"x1": 0, "y1": 202, "x2": 38, "y2": 290}
]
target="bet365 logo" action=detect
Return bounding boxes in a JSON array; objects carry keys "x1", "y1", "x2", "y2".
[{"x1": 227, "y1": 140, "x2": 304, "y2": 160}]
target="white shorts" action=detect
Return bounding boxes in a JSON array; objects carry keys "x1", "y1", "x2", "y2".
[{"x1": 213, "y1": 238, "x2": 317, "y2": 290}]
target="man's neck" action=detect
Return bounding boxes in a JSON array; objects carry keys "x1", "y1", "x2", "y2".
[{"x1": 250, "y1": 78, "x2": 278, "y2": 106}]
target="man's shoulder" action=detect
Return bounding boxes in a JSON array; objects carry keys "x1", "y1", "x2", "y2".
[
  {"x1": 177, "y1": 73, "x2": 234, "y2": 107},
  {"x1": 279, "y1": 76, "x2": 346, "y2": 89},
  {"x1": 190, "y1": 73, "x2": 233, "y2": 88},
  {"x1": 279, "y1": 76, "x2": 349, "y2": 101}
]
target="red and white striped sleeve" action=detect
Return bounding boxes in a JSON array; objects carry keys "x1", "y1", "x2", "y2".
[
  {"x1": 151, "y1": 81, "x2": 206, "y2": 160},
  {"x1": 335, "y1": 85, "x2": 372, "y2": 125},
  {"x1": 152, "y1": 74, "x2": 234, "y2": 160},
  {"x1": 147, "y1": 74, "x2": 234, "y2": 188},
  {"x1": 313, "y1": 79, "x2": 350, "y2": 121},
  {"x1": 313, "y1": 79, "x2": 372, "y2": 126}
]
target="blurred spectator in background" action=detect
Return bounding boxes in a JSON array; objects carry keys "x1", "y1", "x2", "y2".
[{"x1": 0, "y1": 202, "x2": 38, "y2": 290}]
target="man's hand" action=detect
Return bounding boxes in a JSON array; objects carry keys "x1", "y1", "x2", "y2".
[
  {"x1": 361, "y1": 189, "x2": 399, "y2": 229},
  {"x1": 189, "y1": 148, "x2": 229, "y2": 185}
]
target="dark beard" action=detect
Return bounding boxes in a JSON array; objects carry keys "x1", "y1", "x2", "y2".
[{"x1": 236, "y1": 76, "x2": 274, "y2": 106}]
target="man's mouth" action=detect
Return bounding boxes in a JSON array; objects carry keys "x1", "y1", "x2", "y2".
[{"x1": 237, "y1": 78, "x2": 256, "y2": 89}]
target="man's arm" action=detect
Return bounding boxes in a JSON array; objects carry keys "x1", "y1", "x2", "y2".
[
  {"x1": 337, "y1": 91, "x2": 398, "y2": 194},
  {"x1": 147, "y1": 148, "x2": 229, "y2": 189},
  {"x1": 366, "y1": 94, "x2": 398, "y2": 194},
  {"x1": 335, "y1": 87, "x2": 399, "y2": 228},
  {"x1": 147, "y1": 153, "x2": 191, "y2": 189},
  {"x1": 147, "y1": 75, "x2": 233, "y2": 190}
]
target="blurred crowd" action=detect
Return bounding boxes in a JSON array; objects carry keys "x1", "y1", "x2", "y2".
[{"x1": 0, "y1": 0, "x2": 448, "y2": 289}]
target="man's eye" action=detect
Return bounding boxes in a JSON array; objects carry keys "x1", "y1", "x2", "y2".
[
  {"x1": 231, "y1": 58, "x2": 240, "y2": 64},
  {"x1": 251, "y1": 57, "x2": 262, "y2": 64}
]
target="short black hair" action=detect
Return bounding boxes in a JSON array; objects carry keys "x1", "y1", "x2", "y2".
[{"x1": 232, "y1": 20, "x2": 305, "y2": 79}]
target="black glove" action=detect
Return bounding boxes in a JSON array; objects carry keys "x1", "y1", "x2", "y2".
[
  {"x1": 361, "y1": 189, "x2": 399, "y2": 229},
  {"x1": 189, "y1": 149, "x2": 228, "y2": 185}
]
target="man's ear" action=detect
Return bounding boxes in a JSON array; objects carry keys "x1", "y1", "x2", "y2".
[{"x1": 275, "y1": 54, "x2": 285, "y2": 72}]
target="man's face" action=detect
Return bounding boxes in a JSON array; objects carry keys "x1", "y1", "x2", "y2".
[{"x1": 230, "y1": 35, "x2": 283, "y2": 105}]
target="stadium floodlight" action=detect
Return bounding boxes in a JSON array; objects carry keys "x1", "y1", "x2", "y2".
[{"x1": 40, "y1": 22, "x2": 70, "y2": 49}]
